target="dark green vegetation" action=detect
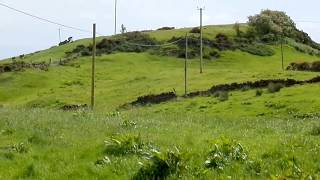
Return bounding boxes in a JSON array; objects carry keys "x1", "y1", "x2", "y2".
[
  {"x1": 287, "y1": 61, "x2": 320, "y2": 72},
  {"x1": 0, "y1": 10, "x2": 320, "y2": 179}
]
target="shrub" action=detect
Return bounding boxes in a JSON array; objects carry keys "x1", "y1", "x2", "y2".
[
  {"x1": 155, "y1": 45, "x2": 185, "y2": 58},
  {"x1": 121, "y1": 119, "x2": 137, "y2": 128},
  {"x1": 71, "y1": 31, "x2": 159, "y2": 57},
  {"x1": 214, "y1": 33, "x2": 234, "y2": 51},
  {"x1": 124, "y1": 31, "x2": 157, "y2": 45},
  {"x1": 0, "y1": 129, "x2": 14, "y2": 135},
  {"x1": 256, "y1": 89, "x2": 263, "y2": 97},
  {"x1": 157, "y1": 27, "x2": 175, "y2": 31},
  {"x1": 69, "y1": 45, "x2": 91, "y2": 56},
  {"x1": 96, "y1": 38, "x2": 123, "y2": 54},
  {"x1": 4, "y1": 152, "x2": 14, "y2": 160},
  {"x1": 209, "y1": 50, "x2": 221, "y2": 59},
  {"x1": 21, "y1": 164, "x2": 36, "y2": 178},
  {"x1": 167, "y1": 35, "x2": 216, "y2": 58},
  {"x1": 260, "y1": 33, "x2": 278, "y2": 43},
  {"x1": 204, "y1": 138, "x2": 248, "y2": 170},
  {"x1": 287, "y1": 61, "x2": 320, "y2": 72},
  {"x1": 234, "y1": 37, "x2": 253, "y2": 44},
  {"x1": 287, "y1": 39, "x2": 320, "y2": 55},
  {"x1": 248, "y1": 10, "x2": 319, "y2": 48},
  {"x1": 28, "y1": 134, "x2": 47, "y2": 145},
  {"x1": 267, "y1": 82, "x2": 284, "y2": 93},
  {"x1": 95, "y1": 156, "x2": 111, "y2": 166},
  {"x1": 63, "y1": 80, "x2": 84, "y2": 86},
  {"x1": 311, "y1": 61, "x2": 320, "y2": 71},
  {"x1": 133, "y1": 149, "x2": 186, "y2": 180},
  {"x1": 311, "y1": 126, "x2": 320, "y2": 136},
  {"x1": 171, "y1": 36, "x2": 199, "y2": 49},
  {"x1": 239, "y1": 43, "x2": 275, "y2": 56},
  {"x1": 286, "y1": 62, "x2": 311, "y2": 71},
  {"x1": 246, "y1": 159, "x2": 263, "y2": 175},
  {"x1": 72, "y1": 45, "x2": 86, "y2": 53},
  {"x1": 106, "y1": 32, "x2": 157, "y2": 53},
  {"x1": 190, "y1": 27, "x2": 200, "y2": 34},
  {"x1": 248, "y1": 10, "x2": 296, "y2": 39},
  {"x1": 203, "y1": 48, "x2": 220, "y2": 60},
  {"x1": 104, "y1": 135, "x2": 146, "y2": 155},
  {"x1": 3, "y1": 66, "x2": 12, "y2": 72},
  {"x1": 80, "y1": 49, "x2": 91, "y2": 56},
  {"x1": 203, "y1": 54, "x2": 211, "y2": 60},
  {"x1": 295, "y1": 44, "x2": 318, "y2": 55},
  {"x1": 10, "y1": 143, "x2": 29, "y2": 153}
]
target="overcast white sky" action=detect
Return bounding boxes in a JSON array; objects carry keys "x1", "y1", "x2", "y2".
[{"x1": 0, "y1": 0, "x2": 319, "y2": 59}]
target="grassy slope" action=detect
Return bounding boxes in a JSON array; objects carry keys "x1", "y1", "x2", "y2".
[
  {"x1": 0, "y1": 46, "x2": 319, "y2": 110},
  {"x1": 0, "y1": 24, "x2": 320, "y2": 179}
]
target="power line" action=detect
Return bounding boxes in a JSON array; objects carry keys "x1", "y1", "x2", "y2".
[
  {"x1": 0, "y1": 1, "x2": 95, "y2": 35},
  {"x1": 296, "y1": 20, "x2": 320, "y2": 24}
]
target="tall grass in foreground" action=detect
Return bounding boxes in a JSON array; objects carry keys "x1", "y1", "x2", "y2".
[{"x1": 0, "y1": 108, "x2": 319, "y2": 179}]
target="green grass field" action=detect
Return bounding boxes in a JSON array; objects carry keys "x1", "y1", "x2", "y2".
[{"x1": 0, "y1": 24, "x2": 320, "y2": 179}]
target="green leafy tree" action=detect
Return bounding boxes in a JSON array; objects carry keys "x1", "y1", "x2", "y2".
[
  {"x1": 248, "y1": 10, "x2": 295, "y2": 37},
  {"x1": 247, "y1": 9, "x2": 320, "y2": 50}
]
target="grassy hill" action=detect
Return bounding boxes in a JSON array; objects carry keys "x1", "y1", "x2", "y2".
[
  {"x1": 0, "y1": 24, "x2": 319, "y2": 110},
  {"x1": 0, "y1": 24, "x2": 320, "y2": 179}
]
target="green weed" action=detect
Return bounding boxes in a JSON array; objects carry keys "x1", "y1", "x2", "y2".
[
  {"x1": 104, "y1": 135, "x2": 146, "y2": 156},
  {"x1": 0, "y1": 129, "x2": 14, "y2": 136},
  {"x1": 10, "y1": 143, "x2": 29, "y2": 154},
  {"x1": 121, "y1": 120, "x2": 137, "y2": 128},
  {"x1": 28, "y1": 134, "x2": 47, "y2": 145},
  {"x1": 310, "y1": 126, "x2": 320, "y2": 136},
  {"x1": 256, "y1": 89, "x2": 263, "y2": 97},
  {"x1": 21, "y1": 164, "x2": 36, "y2": 178},
  {"x1": 246, "y1": 159, "x2": 263, "y2": 175},
  {"x1": 95, "y1": 156, "x2": 112, "y2": 167},
  {"x1": 133, "y1": 148, "x2": 186, "y2": 180},
  {"x1": 204, "y1": 138, "x2": 248, "y2": 171},
  {"x1": 63, "y1": 80, "x2": 84, "y2": 86}
]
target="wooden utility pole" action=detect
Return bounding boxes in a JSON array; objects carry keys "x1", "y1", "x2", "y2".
[
  {"x1": 58, "y1": 28, "x2": 61, "y2": 43},
  {"x1": 91, "y1": 24, "x2": 96, "y2": 110},
  {"x1": 199, "y1": 7, "x2": 204, "y2": 74},
  {"x1": 281, "y1": 34, "x2": 284, "y2": 70},
  {"x1": 185, "y1": 33, "x2": 188, "y2": 96},
  {"x1": 114, "y1": 0, "x2": 117, "y2": 35}
]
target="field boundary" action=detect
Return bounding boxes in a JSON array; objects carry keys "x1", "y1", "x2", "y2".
[{"x1": 126, "y1": 76, "x2": 320, "y2": 106}]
